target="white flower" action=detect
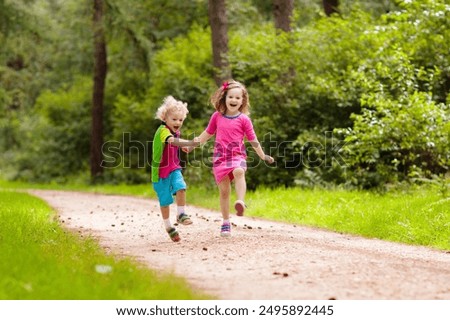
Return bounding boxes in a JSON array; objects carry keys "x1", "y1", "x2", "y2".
[{"x1": 95, "y1": 264, "x2": 113, "y2": 274}]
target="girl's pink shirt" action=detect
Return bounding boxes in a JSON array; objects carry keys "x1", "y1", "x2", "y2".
[{"x1": 205, "y1": 111, "x2": 256, "y2": 182}]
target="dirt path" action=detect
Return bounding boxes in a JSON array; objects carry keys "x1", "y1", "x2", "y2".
[{"x1": 29, "y1": 190, "x2": 450, "y2": 300}]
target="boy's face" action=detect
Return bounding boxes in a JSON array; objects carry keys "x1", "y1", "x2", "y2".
[
  {"x1": 225, "y1": 87, "x2": 243, "y2": 116},
  {"x1": 164, "y1": 110, "x2": 185, "y2": 132}
]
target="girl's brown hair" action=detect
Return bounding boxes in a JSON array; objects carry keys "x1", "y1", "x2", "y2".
[{"x1": 210, "y1": 79, "x2": 250, "y2": 115}]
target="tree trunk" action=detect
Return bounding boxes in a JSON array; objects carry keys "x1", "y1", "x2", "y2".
[
  {"x1": 273, "y1": 0, "x2": 294, "y2": 32},
  {"x1": 208, "y1": 0, "x2": 231, "y2": 86},
  {"x1": 322, "y1": 0, "x2": 339, "y2": 16},
  {"x1": 91, "y1": 0, "x2": 107, "y2": 180}
]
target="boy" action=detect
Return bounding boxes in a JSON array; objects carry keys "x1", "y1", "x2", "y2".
[{"x1": 152, "y1": 96, "x2": 199, "y2": 242}]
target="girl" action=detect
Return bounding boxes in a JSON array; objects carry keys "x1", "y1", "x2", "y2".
[
  {"x1": 196, "y1": 80, "x2": 274, "y2": 237},
  {"x1": 151, "y1": 96, "x2": 200, "y2": 242}
]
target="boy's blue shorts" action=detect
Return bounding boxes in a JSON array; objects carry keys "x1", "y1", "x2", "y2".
[{"x1": 152, "y1": 169, "x2": 187, "y2": 207}]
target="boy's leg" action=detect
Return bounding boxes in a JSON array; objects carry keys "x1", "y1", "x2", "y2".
[
  {"x1": 153, "y1": 178, "x2": 179, "y2": 242},
  {"x1": 175, "y1": 189, "x2": 192, "y2": 225},
  {"x1": 171, "y1": 170, "x2": 192, "y2": 225},
  {"x1": 175, "y1": 189, "x2": 186, "y2": 206},
  {"x1": 160, "y1": 205, "x2": 170, "y2": 221},
  {"x1": 160, "y1": 205, "x2": 180, "y2": 242}
]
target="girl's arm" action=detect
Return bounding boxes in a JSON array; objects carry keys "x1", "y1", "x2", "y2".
[
  {"x1": 196, "y1": 130, "x2": 213, "y2": 145},
  {"x1": 249, "y1": 139, "x2": 274, "y2": 163}
]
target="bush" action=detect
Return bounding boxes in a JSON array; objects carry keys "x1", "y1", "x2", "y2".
[
  {"x1": 339, "y1": 91, "x2": 449, "y2": 187},
  {"x1": 10, "y1": 77, "x2": 92, "y2": 182}
]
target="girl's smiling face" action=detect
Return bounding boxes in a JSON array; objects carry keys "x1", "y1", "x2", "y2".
[
  {"x1": 164, "y1": 110, "x2": 185, "y2": 132},
  {"x1": 225, "y1": 87, "x2": 243, "y2": 116}
]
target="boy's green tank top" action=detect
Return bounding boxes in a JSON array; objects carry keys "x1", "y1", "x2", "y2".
[{"x1": 151, "y1": 124, "x2": 172, "y2": 183}]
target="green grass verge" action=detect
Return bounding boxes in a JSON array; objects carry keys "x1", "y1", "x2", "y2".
[
  {"x1": 246, "y1": 187, "x2": 450, "y2": 250},
  {"x1": 0, "y1": 190, "x2": 209, "y2": 299},
  {"x1": 1, "y1": 179, "x2": 449, "y2": 250}
]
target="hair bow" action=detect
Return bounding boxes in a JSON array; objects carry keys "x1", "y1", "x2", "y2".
[{"x1": 222, "y1": 81, "x2": 229, "y2": 90}]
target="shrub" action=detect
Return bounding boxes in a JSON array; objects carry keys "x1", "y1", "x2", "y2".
[
  {"x1": 339, "y1": 91, "x2": 449, "y2": 187},
  {"x1": 10, "y1": 77, "x2": 91, "y2": 182}
]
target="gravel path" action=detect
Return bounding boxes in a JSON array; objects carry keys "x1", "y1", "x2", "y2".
[{"x1": 29, "y1": 190, "x2": 450, "y2": 300}]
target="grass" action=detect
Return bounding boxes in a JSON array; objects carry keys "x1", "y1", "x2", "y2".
[
  {"x1": 246, "y1": 187, "x2": 450, "y2": 250},
  {"x1": 0, "y1": 190, "x2": 209, "y2": 299}
]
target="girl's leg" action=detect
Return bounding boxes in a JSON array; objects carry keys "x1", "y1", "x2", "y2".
[
  {"x1": 232, "y1": 167, "x2": 246, "y2": 202},
  {"x1": 218, "y1": 177, "x2": 231, "y2": 220},
  {"x1": 233, "y1": 167, "x2": 247, "y2": 216},
  {"x1": 218, "y1": 177, "x2": 232, "y2": 236}
]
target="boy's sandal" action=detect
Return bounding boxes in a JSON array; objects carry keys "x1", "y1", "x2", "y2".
[
  {"x1": 177, "y1": 213, "x2": 193, "y2": 225},
  {"x1": 167, "y1": 227, "x2": 180, "y2": 242},
  {"x1": 234, "y1": 200, "x2": 246, "y2": 216}
]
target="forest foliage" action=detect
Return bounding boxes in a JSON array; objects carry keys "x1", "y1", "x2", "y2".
[{"x1": 0, "y1": 0, "x2": 448, "y2": 189}]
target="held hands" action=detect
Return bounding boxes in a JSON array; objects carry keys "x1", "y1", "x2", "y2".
[
  {"x1": 181, "y1": 137, "x2": 201, "y2": 153},
  {"x1": 181, "y1": 146, "x2": 194, "y2": 153}
]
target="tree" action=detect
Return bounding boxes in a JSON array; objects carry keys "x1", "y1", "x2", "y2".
[
  {"x1": 208, "y1": 0, "x2": 231, "y2": 86},
  {"x1": 322, "y1": 0, "x2": 339, "y2": 17},
  {"x1": 273, "y1": 0, "x2": 294, "y2": 32},
  {"x1": 91, "y1": 0, "x2": 107, "y2": 180}
]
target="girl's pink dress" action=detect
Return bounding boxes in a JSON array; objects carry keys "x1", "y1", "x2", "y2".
[{"x1": 205, "y1": 111, "x2": 256, "y2": 184}]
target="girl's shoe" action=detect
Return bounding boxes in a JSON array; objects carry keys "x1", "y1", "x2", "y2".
[
  {"x1": 167, "y1": 227, "x2": 180, "y2": 242},
  {"x1": 220, "y1": 222, "x2": 231, "y2": 237},
  {"x1": 234, "y1": 200, "x2": 246, "y2": 216},
  {"x1": 177, "y1": 213, "x2": 193, "y2": 225}
]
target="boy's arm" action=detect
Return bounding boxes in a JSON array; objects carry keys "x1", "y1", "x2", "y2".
[
  {"x1": 249, "y1": 139, "x2": 274, "y2": 163},
  {"x1": 167, "y1": 137, "x2": 200, "y2": 147}
]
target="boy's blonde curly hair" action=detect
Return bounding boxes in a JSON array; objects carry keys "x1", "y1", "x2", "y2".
[
  {"x1": 155, "y1": 96, "x2": 189, "y2": 121},
  {"x1": 210, "y1": 79, "x2": 250, "y2": 115}
]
